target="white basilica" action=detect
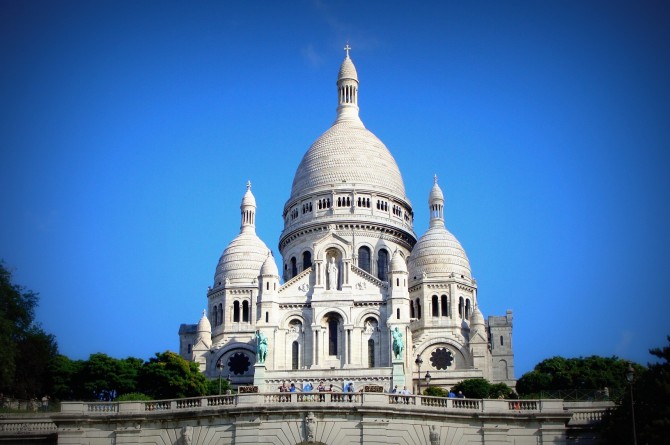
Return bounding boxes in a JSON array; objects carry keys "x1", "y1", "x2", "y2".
[{"x1": 179, "y1": 49, "x2": 515, "y2": 393}]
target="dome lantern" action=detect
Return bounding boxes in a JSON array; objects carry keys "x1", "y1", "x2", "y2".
[
  {"x1": 336, "y1": 44, "x2": 360, "y2": 123},
  {"x1": 429, "y1": 175, "x2": 445, "y2": 228},
  {"x1": 240, "y1": 181, "x2": 256, "y2": 233}
]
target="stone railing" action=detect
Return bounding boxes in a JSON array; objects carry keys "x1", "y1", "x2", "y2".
[
  {"x1": 60, "y1": 393, "x2": 569, "y2": 416},
  {"x1": 0, "y1": 418, "x2": 57, "y2": 433},
  {"x1": 564, "y1": 401, "x2": 614, "y2": 425}
]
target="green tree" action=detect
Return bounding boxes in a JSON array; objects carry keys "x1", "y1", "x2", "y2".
[
  {"x1": 80, "y1": 353, "x2": 143, "y2": 400},
  {"x1": 601, "y1": 336, "x2": 670, "y2": 445},
  {"x1": 516, "y1": 356, "x2": 633, "y2": 398},
  {"x1": 453, "y1": 378, "x2": 492, "y2": 399},
  {"x1": 206, "y1": 376, "x2": 232, "y2": 395},
  {"x1": 450, "y1": 378, "x2": 512, "y2": 399},
  {"x1": 137, "y1": 351, "x2": 208, "y2": 399},
  {"x1": 0, "y1": 262, "x2": 59, "y2": 398},
  {"x1": 49, "y1": 355, "x2": 85, "y2": 401}
]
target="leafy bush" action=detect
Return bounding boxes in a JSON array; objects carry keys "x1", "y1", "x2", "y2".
[
  {"x1": 450, "y1": 379, "x2": 513, "y2": 399},
  {"x1": 116, "y1": 392, "x2": 152, "y2": 401},
  {"x1": 423, "y1": 386, "x2": 448, "y2": 397}
]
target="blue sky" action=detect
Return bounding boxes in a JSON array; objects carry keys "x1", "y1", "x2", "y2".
[{"x1": 1, "y1": 0, "x2": 668, "y2": 377}]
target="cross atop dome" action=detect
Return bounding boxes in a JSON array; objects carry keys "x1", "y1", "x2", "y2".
[
  {"x1": 246, "y1": 180, "x2": 251, "y2": 191},
  {"x1": 344, "y1": 43, "x2": 351, "y2": 58},
  {"x1": 434, "y1": 174, "x2": 438, "y2": 184}
]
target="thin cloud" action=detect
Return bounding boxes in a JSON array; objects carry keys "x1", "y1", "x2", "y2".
[{"x1": 302, "y1": 43, "x2": 325, "y2": 68}]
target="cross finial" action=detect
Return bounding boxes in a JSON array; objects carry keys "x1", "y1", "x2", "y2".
[
  {"x1": 246, "y1": 180, "x2": 251, "y2": 190},
  {"x1": 434, "y1": 174, "x2": 438, "y2": 184},
  {"x1": 344, "y1": 43, "x2": 351, "y2": 58}
]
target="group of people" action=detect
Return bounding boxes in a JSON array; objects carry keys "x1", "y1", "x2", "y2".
[
  {"x1": 447, "y1": 389, "x2": 466, "y2": 398},
  {"x1": 277, "y1": 380, "x2": 359, "y2": 402},
  {"x1": 279, "y1": 380, "x2": 342, "y2": 392},
  {"x1": 390, "y1": 385, "x2": 413, "y2": 404}
]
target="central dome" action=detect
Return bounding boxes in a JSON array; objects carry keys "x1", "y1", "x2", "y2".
[
  {"x1": 289, "y1": 51, "x2": 408, "y2": 204},
  {"x1": 289, "y1": 120, "x2": 407, "y2": 200}
]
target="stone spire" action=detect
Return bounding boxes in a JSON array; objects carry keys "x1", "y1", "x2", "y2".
[
  {"x1": 240, "y1": 181, "x2": 257, "y2": 233},
  {"x1": 335, "y1": 44, "x2": 361, "y2": 123},
  {"x1": 428, "y1": 175, "x2": 445, "y2": 228}
]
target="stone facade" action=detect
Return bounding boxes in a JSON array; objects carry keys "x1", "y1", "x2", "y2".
[
  {"x1": 50, "y1": 395, "x2": 610, "y2": 445},
  {"x1": 179, "y1": 48, "x2": 516, "y2": 392}
]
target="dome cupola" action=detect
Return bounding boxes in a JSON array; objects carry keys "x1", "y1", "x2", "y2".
[
  {"x1": 196, "y1": 309, "x2": 211, "y2": 333},
  {"x1": 408, "y1": 177, "x2": 472, "y2": 281},
  {"x1": 390, "y1": 249, "x2": 408, "y2": 273},
  {"x1": 260, "y1": 252, "x2": 279, "y2": 277},
  {"x1": 214, "y1": 182, "x2": 270, "y2": 287}
]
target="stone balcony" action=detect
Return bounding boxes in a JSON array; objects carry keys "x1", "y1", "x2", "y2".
[{"x1": 3, "y1": 393, "x2": 614, "y2": 444}]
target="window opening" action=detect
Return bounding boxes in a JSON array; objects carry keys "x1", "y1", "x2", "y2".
[
  {"x1": 242, "y1": 300, "x2": 249, "y2": 322},
  {"x1": 377, "y1": 249, "x2": 388, "y2": 281},
  {"x1": 233, "y1": 301, "x2": 240, "y2": 322},
  {"x1": 328, "y1": 317, "x2": 338, "y2": 356},
  {"x1": 292, "y1": 341, "x2": 299, "y2": 370},
  {"x1": 302, "y1": 251, "x2": 312, "y2": 270},
  {"x1": 368, "y1": 339, "x2": 375, "y2": 367},
  {"x1": 358, "y1": 246, "x2": 371, "y2": 273}
]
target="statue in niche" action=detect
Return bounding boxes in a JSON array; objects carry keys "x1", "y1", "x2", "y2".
[
  {"x1": 429, "y1": 425, "x2": 440, "y2": 445},
  {"x1": 304, "y1": 412, "x2": 316, "y2": 443},
  {"x1": 180, "y1": 426, "x2": 193, "y2": 445},
  {"x1": 392, "y1": 327, "x2": 404, "y2": 359},
  {"x1": 327, "y1": 257, "x2": 338, "y2": 290},
  {"x1": 255, "y1": 331, "x2": 268, "y2": 364}
]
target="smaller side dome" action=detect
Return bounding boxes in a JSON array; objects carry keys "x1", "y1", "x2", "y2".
[
  {"x1": 197, "y1": 310, "x2": 211, "y2": 333},
  {"x1": 470, "y1": 307, "x2": 485, "y2": 327},
  {"x1": 260, "y1": 252, "x2": 279, "y2": 277},
  {"x1": 390, "y1": 249, "x2": 407, "y2": 273},
  {"x1": 214, "y1": 182, "x2": 270, "y2": 286},
  {"x1": 409, "y1": 177, "x2": 471, "y2": 280}
]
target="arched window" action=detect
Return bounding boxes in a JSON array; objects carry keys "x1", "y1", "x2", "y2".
[
  {"x1": 416, "y1": 299, "x2": 422, "y2": 319},
  {"x1": 500, "y1": 336, "x2": 504, "y2": 346},
  {"x1": 302, "y1": 251, "x2": 312, "y2": 270},
  {"x1": 368, "y1": 339, "x2": 375, "y2": 368},
  {"x1": 432, "y1": 295, "x2": 439, "y2": 317},
  {"x1": 290, "y1": 257, "x2": 297, "y2": 278},
  {"x1": 233, "y1": 301, "x2": 240, "y2": 322},
  {"x1": 328, "y1": 316, "x2": 338, "y2": 356},
  {"x1": 397, "y1": 308, "x2": 400, "y2": 319},
  {"x1": 458, "y1": 297, "x2": 464, "y2": 319},
  {"x1": 265, "y1": 311, "x2": 269, "y2": 323},
  {"x1": 242, "y1": 300, "x2": 249, "y2": 322},
  {"x1": 465, "y1": 299, "x2": 471, "y2": 319},
  {"x1": 358, "y1": 246, "x2": 371, "y2": 273},
  {"x1": 212, "y1": 306, "x2": 217, "y2": 326},
  {"x1": 410, "y1": 301, "x2": 415, "y2": 318},
  {"x1": 292, "y1": 341, "x2": 299, "y2": 370},
  {"x1": 441, "y1": 295, "x2": 448, "y2": 317},
  {"x1": 377, "y1": 249, "x2": 389, "y2": 281}
]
